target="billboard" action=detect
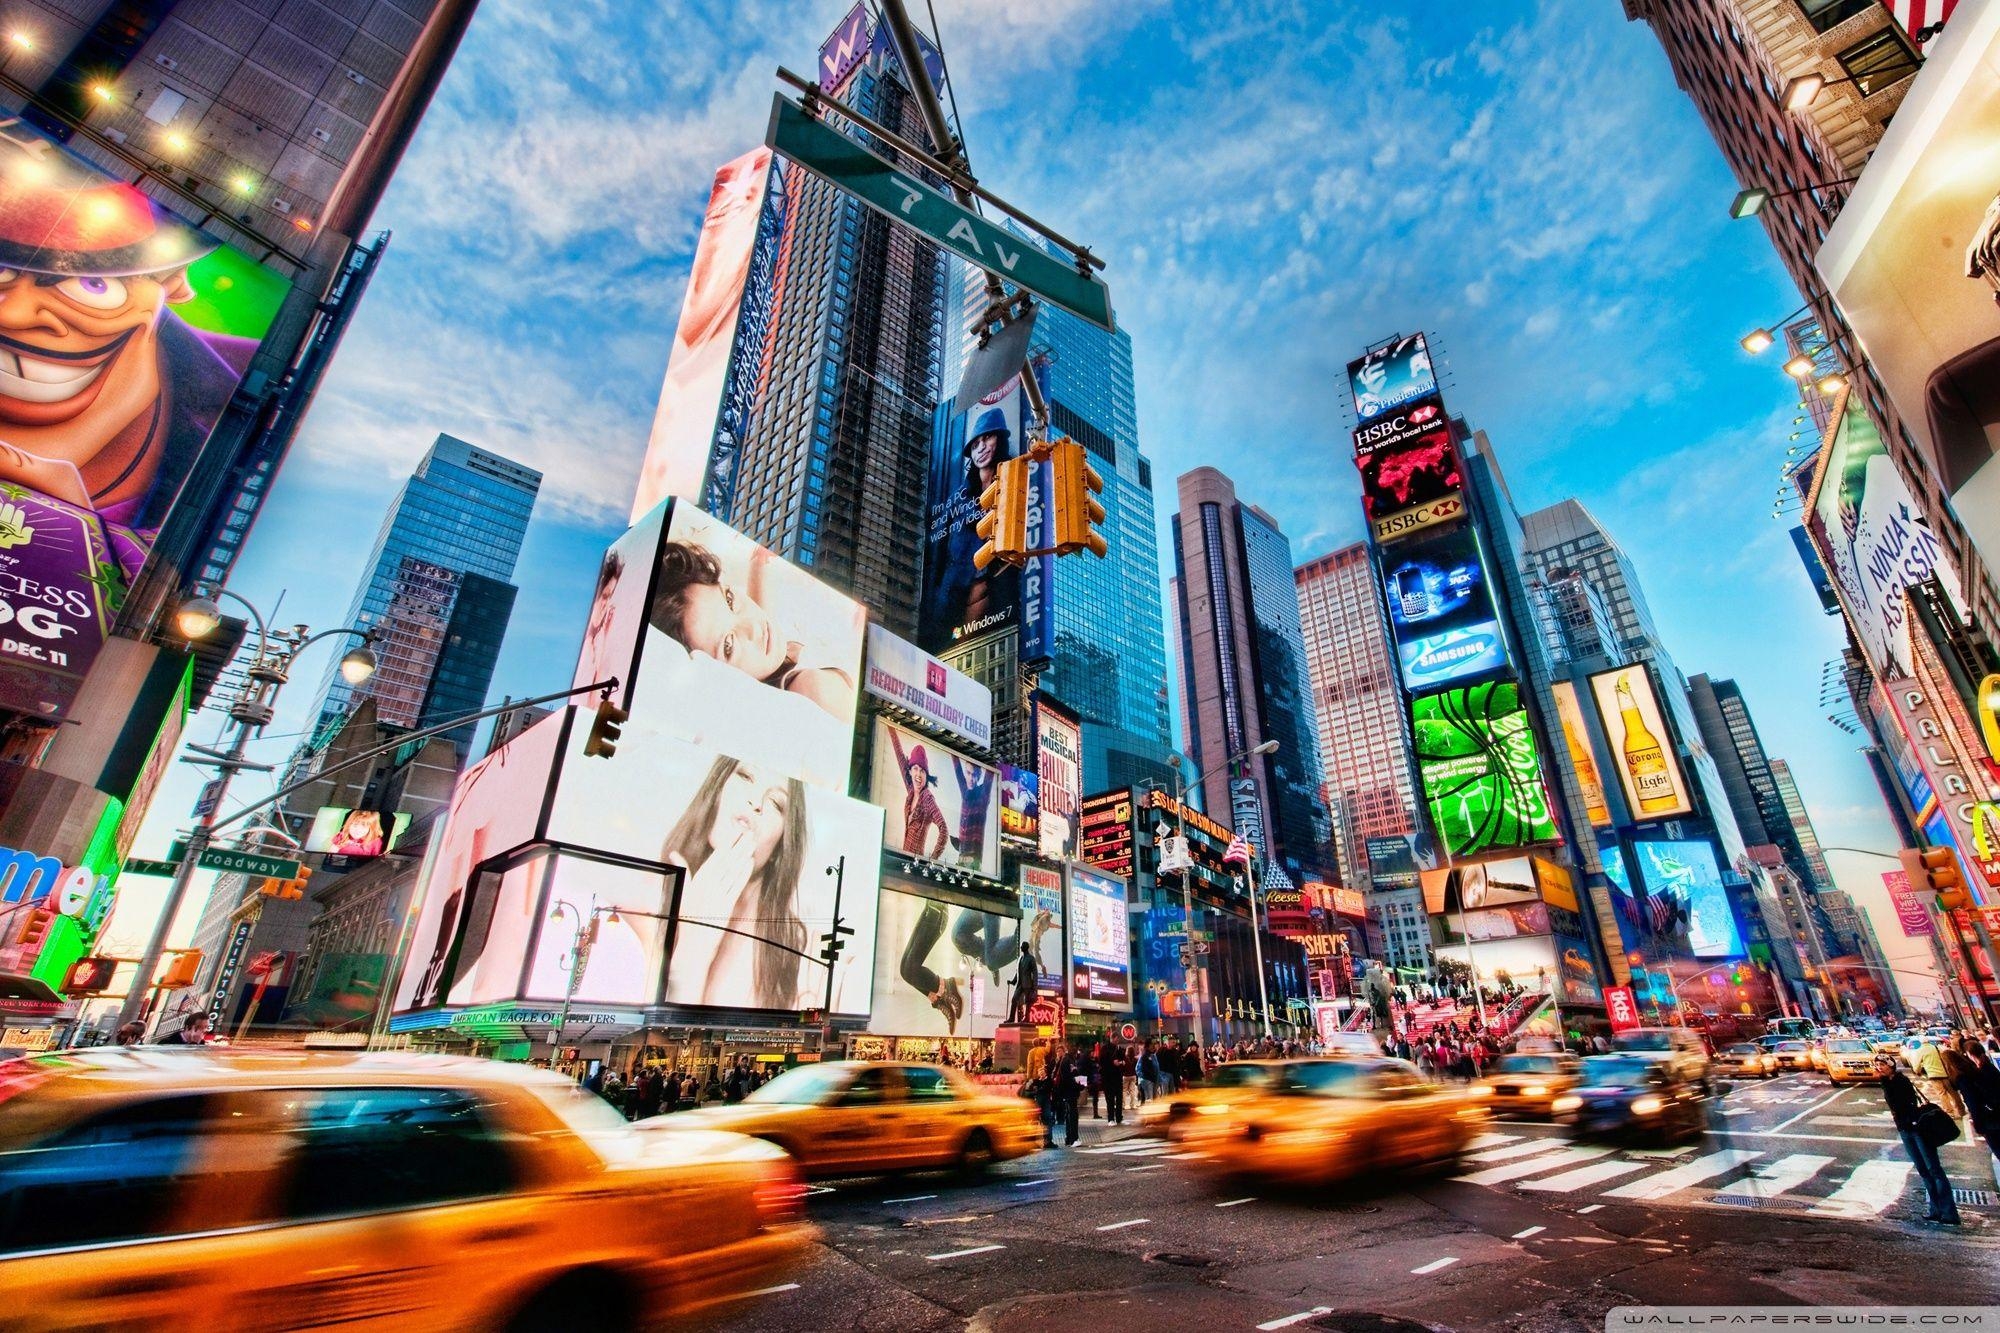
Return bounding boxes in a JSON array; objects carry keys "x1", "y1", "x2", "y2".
[
  {"x1": 1457, "y1": 855, "x2": 1541, "y2": 910},
  {"x1": 1532, "y1": 857, "x2": 1581, "y2": 912},
  {"x1": 863, "y1": 624, "x2": 993, "y2": 750},
  {"x1": 1455, "y1": 902, "x2": 1552, "y2": 942},
  {"x1": 0, "y1": 122, "x2": 290, "y2": 720},
  {"x1": 573, "y1": 498, "x2": 668, "y2": 714},
  {"x1": 1815, "y1": 6, "x2": 2000, "y2": 585},
  {"x1": 1067, "y1": 862, "x2": 1131, "y2": 1010},
  {"x1": 1554, "y1": 934, "x2": 1604, "y2": 1005},
  {"x1": 1383, "y1": 524, "x2": 1507, "y2": 692},
  {"x1": 1550, "y1": 681, "x2": 1613, "y2": 827},
  {"x1": 1019, "y1": 863, "x2": 1066, "y2": 991},
  {"x1": 631, "y1": 148, "x2": 779, "y2": 520},
  {"x1": 1365, "y1": 834, "x2": 1420, "y2": 890},
  {"x1": 870, "y1": 885, "x2": 1020, "y2": 1038},
  {"x1": 627, "y1": 502, "x2": 866, "y2": 791},
  {"x1": 1588, "y1": 665, "x2": 1695, "y2": 823},
  {"x1": 1633, "y1": 840, "x2": 1743, "y2": 959},
  {"x1": 305, "y1": 807, "x2": 413, "y2": 860},
  {"x1": 1883, "y1": 868, "x2": 1936, "y2": 937},
  {"x1": 1078, "y1": 789, "x2": 1135, "y2": 878},
  {"x1": 1035, "y1": 696, "x2": 1082, "y2": 860},
  {"x1": 1804, "y1": 398, "x2": 1954, "y2": 678},
  {"x1": 920, "y1": 368, "x2": 1052, "y2": 654},
  {"x1": 870, "y1": 718, "x2": 999, "y2": 876},
  {"x1": 1000, "y1": 763, "x2": 1039, "y2": 841},
  {"x1": 1356, "y1": 407, "x2": 1463, "y2": 544},
  {"x1": 1348, "y1": 333, "x2": 1437, "y2": 424},
  {"x1": 1411, "y1": 681, "x2": 1561, "y2": 857}
]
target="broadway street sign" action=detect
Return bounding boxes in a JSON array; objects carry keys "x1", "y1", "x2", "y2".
[
  {"x1": 767, "y1": 94, "x2": 1114, "y2": 330},
  {"x1": 197, "y1": 847, "x2": 301, "y2": 880}
]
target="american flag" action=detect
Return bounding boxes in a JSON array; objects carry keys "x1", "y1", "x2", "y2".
[
  {"x1": 1885, "y1": 0, "x2": 1958, "y2": 50},
  {"x1": 1223, "y1": 835, "x2": 1251, "y2": 867},
  {"x1": 1648, "y1": 892, "x2": 1681, "y2": 935}
]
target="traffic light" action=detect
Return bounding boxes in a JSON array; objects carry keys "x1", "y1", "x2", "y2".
[
  {"x1": 973, "y1": 456, "x2": 1031, "y2": 570},
  {"x1": 157, "y1": 949, "x2": 202, "y2": 990},
  {"x1": 64, "y1": 956, "x2": 116, "y2": 994},
  {"x1": 257, "y1": 868, "x2": 311, "y2": 900},
  {"x1": 1901, "y1": 846, "x2": 1970, "y2": 911},
  {"x1": 584, "y1": 698, "x2": 629, "y2": 759},
  {"x1": 1049, "y1": 437, "x2": 1107, "y2": 557}
]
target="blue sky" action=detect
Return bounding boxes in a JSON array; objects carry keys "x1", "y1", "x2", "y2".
[{"x1": 109, "y1": 0, "x2": 1925, "y2": 993}]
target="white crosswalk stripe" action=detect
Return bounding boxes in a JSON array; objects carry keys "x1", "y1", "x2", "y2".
[
  {"x1": 1457, "y1": 1146, "x2": 1615, "y2": 1186},
  {"x1": 1809, "y1": 1160, "x2": 1914, "y2": 1219},
  {"x1": 1712, "y1": 1154, "x2": 1836, "y2": 1201},
  {"x1": 1077, "y1": 1141, "x2": 1170, "y2": 1156},
  {"x1": 1519, "y1": 1159, "x2": 1650, "y2": 1193},
  {"x1": 1466, "y1": 1139, "x2": 1571, "y2": 1164},
  {"x1": 1466, "y1": 1133, "x2": 1522, "y2": 1150},
  {"x1": 1602, "y1": 1149, "x2": 1764, "y2": 1201}
]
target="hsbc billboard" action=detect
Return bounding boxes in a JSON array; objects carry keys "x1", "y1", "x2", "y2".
[{"x1": 1353, "y1": 395, "x2": 1448, "y2": 458}]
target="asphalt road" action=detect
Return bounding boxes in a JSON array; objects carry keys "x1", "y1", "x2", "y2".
[{"x1": 696, "y1": 1073, "x2": 2000, "y2": 1333}]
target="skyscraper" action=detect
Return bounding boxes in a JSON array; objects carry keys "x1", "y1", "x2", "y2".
[
  {"x1": 310, "y1": 435, "x2": 540, "y2": 744},
  {"x1": 1172, "y1": 467, "x2": 1333, "y2": 890}
]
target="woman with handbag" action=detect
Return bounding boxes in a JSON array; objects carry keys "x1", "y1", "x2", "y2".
[{"x1": 1876, "y1": 1053, "x2": 1962, "y2": 1225}]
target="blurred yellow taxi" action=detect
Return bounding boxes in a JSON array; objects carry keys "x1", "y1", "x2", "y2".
[
  {"x1": 654, "y1": 1061, "x2": 1043, "y2": 1179},
  {"x1": 1716, "y1": 1043, "x2": 1777, "y2": 1079},
  {"x1": 1467, "y1": 1051, "x2": 1583, "y2": 1118},
  {"x1": 1823, "y1": 1037, "x2": 1884, "y2": 1083},
  {"x1": 1135, "y1": 1059, "x2": 1289, "y2": 1141},
  {"x1": 0, "y1": 1048, "x2": 812, "y2": 1332},
  {"x1": 1183, "y1": 1057, "x2": 1488, "y2": 1188}
]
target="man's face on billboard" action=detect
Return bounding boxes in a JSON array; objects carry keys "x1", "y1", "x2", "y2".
[{"x1": 0, "y1": 264, "x2": 186, "y2": 494}]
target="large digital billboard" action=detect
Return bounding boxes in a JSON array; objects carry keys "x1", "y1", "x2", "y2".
[
  {"x1": 870, "y1": 885, "x2": 1022, "y2": 1038},
  {"x1": 1067, "y1": 863, "x2": 1131, "y2": 1011},
  {"x1": 1550, "y1": 681, "x2": 1613, "y2": 827},
  {"x1": 1078, "y1": 789, "x2": 1135, "y2": 878},
  {"x1": 631, "y1": 147, "x2": 779, "y2": 520},
  {"x1": 0, "y1": 122, "x2": 290, "y2": 720},
  {"x1": 624, "y1": 502, "x2": 865, "y2": 791},
  {"x1": 869, "y1": 719, "x2": 998, "y2": 875},
  {"x1": 1035, "y1": 696, "x2": 1082, "y2": 860},
  {"x1": 1383, "y1": 524, "x2": 1507, "y2": 692},
  {"x1": 1633, "y1": 840, "x2": 1743, "y2": 959},
  {"x1": 1411, "y1": 681, "x2": 1560, "y2": 858},
  {"x1": 1816, "y1": 7, "x2": 2000, "y2": 586},
  {"x1": 1000, "y1": 763, "x2": 1040, "y2": 842},
  {"x1": 305, "y1": 807, "x2": 412, "y2": 861},
  {"x1": 1019, "y1": 863, "x2": 1066, "y2": 991},
  {"x1": 863, "y1": 624, "x2": 992, "y2": 751},
  {"x1": 1587, "y1": 664, "x2": 1695, "y2": 822},
  {"x1": 1356, "y1": 411, "x2": 1464, "y2": 545},
  {"x1": 573, "y1": 498, "x2": 669, "y2": 714},
  {"x1": 1348, "y1": 333, "x2": 1437, "y2": 423}
]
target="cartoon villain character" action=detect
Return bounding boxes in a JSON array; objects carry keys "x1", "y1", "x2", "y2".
[{"x1": 0, "y1": 122, "x2": 260, "y2": 579}]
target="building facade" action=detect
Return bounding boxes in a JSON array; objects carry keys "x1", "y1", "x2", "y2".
[{"x1": 1172, "y1": 467, "x2": 1333, "y2": 891}]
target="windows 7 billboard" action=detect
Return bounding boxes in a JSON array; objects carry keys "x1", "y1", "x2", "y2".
[
  {"x1": 1383, "y1": 524, "x2": 1508, "y2": 691},
  {"x1": 1412, "y1": 681, "x2": 1560, "y2": 858}
]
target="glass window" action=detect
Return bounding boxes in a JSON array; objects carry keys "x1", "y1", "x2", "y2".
[
  {"x1": 1797, "y1": 0, "x2": 1875, "y2": 32},
  {"x1": 901, "y1": 1067, "x2": 957, "y2": 1101},
  {"x1": 277, "y1": 1087, "x2": 517, "y2": 1221},
  {"x1": 0, "y1": 1094, "x2": 217, "y2": 1254},
  {"x1": 1838, "y1": 29, "x2": 1919, "y2": 93}
]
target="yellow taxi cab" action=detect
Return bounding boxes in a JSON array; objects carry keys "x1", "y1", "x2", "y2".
[
  {"x1": 655, "y1": 1061, "x2": 1043, "y2": 1179},
  {"x1": 1768, "y1": 1039, "x2": 1815, "y2": 1072},
  {"x1": 1808, "y1": 1038, "x2": 1828, "y2": 1071},
  {"x1": 0, "y1": 1048, "x2": 813, "y2": 1333},
  {"x1": 1135, "y1": 1059, "x2": 1290, "y2": 1141},
  {"x1": 1823, "y1": 1037, "x2": 1885, "y2": 1083},
  {"x1": 1181, "y1": 1057, "x2": 1488, "y2": 1189},
  {"x1": 1467, "y1": 1051, "x2": 1583, "y2": 1118},
  {"x1": 1715, "y1": 1043, "x2": 1778, "y2": 1079}
]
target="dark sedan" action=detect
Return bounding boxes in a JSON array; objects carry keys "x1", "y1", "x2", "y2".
[{"x1": 1557, "y1": 1053, "x2": 1707, "y2": 1146}]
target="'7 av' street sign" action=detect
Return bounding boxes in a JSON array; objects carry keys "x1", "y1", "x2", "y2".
[
  {"x1": 767, "y1": 94, "x2": 1114, "y2": 331},
  {"x1": 197, "y1": 848, "x2": 302, "y2": 880}
]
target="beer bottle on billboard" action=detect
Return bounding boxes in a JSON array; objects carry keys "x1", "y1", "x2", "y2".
[
  {"x1": 1561, "y1": 702, "x2": 1611, "y2": 825},
  {"x1": 1616, "y1": 675, "x2": 1679, "y2": 813}
]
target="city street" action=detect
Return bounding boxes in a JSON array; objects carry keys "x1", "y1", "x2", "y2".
[{"x1": 709, "y1": 1075, "x2": 2000, "y2": 1333}]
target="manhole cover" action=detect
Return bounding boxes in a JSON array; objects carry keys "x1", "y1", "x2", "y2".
[
  {"x1": 1146, "y1": 1251, "x2": 1214, "y2": 1267},
  {"x1": 1955, "y1": 1188, "x2": 1997, "y2": 1207},
  {"x1": 1311, "y1": 1315, "x2": 1435, "y2": 1332}
]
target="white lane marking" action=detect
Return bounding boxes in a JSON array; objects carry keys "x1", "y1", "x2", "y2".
[
  {"x1": 1718, "y1": 1107, "x2": 1757, "y2": 1117},
  {"x1": 1705, "y1": 1130, "x2": 1899, "y2": 1146},
  {"x1": 1010, "y1": 1178, "x2": 1053, "y2": 1188},
  {"x1": 1467, "y1": 1132, "x2": 1523, "y2": 1150},
  {"x1": 805, "y1": 1185, "x2": 837, "y2": 1195},
  {"x1": 1466, "y1": 1139, "x2": 1570, "y2": 1164},
  {"x1": 1127, "y1": 1162, "x2": 1167, "y2": 1172},
  {"x1": 1628, "y1": 1146, "x2": 1697, "y2": 1159},
  {"x1": 1079, "y1": 1141, "x2": 1168, "y2": 1155},
  {"x1": 1519, "y1": 1159, "x2": 1650, "y2": 1193},
  {"x1": 1096, "y1": 1218, "x2": 1149, "y2": 1231},
  {"x1": 1216, "y1": 1197, "x2": 1257, "y2": 1208},
  {"x1": 1411, "y1": 1257, "x2": 1460, "y2": 1275},
  {"x1": 927, "y1": 1244, "x2": 1005, "y2": 1261},
  {"x1": 726, "y1": 1283, "x2": 800, "y2": 1300},
  {"x1": 1457, "y1": 1145, "x2": 1614, "y2": 1186},
  {"x1": 1577, "y1": 1204, "x2": 1604, "y2": 1214},
  {"x1": 1603, "y1": 1149, "x2": 1764, "y2": 1201},
  {"x1": 1512, "y1": 1225, "x2": 1546, "y2": 1239},
  {"x1": 1808, "y1": 1160, "x2": 1914, "y2": 1219},
  {"x1": 1769, "y1": 1088, "x2": 1851, "y2": 1134},
  {"x1": 882, "y1": 1194, "x2": 937, "y2": 1204},
  {"x1": 1257, "y1": 1308, "x2": 1334, "y2": 1331},
  {"x1": 1712, "y1": 1154, "x2": 1836, "y2": 1201},
  {"x1": 1165, "y1": 1150, "x2": 1206, "y2": 1160}
]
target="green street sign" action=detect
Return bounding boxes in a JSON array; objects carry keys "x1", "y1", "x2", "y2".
[
  {"x1": 767, "y1": 94, "x2": 1114, "y2": 331},
  {"x1": 123, "y1": 858, "x2": 182, "y2": 878},
  {"x1": 197, "y1": 847, "x2": 301, "y2": 880}
]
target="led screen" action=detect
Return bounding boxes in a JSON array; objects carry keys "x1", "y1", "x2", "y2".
[
  {"x1": 1412, "y1": 681, "x2": 1560, "y2": 857},
  {"x1": 1384, "y1": 524, "x2": 1507, "y2": 692},
  {"x1": 305, "y1": 807, "x2": 412, "y2": 860},
  {"x1": 1348, "y1": 333, "x2": 1437, "y2": 423},
  {"x1": 870, "y1": 886, "x2": 1024, "y2": 1038},
  {"x1": 869, "y1": 719, "x2": 999, "y2": 875},
  {"x1": 1588, "y1": 664, "x2": 1694, "y2": 822},
  {"x1": 573, "y1": 498, "x2": 669, "y2": 714},
  {"x1": 1067, "y1": 863, "x2": 1130, "y2": 1010},
  {"x1": 1634, "y1": 840, "x2": 1744, "y2": 960}
]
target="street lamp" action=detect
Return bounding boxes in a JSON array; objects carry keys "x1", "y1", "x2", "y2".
[
  {"x1": 1728, "y1": 176, "x2": 1858, "y2": 220},
  {"x1": 1164, "y1": 737, "x2": 1281, "y2": 1044},
  {"x1": 115, "y1": 588, "x2": 376, "y2": 1034}
]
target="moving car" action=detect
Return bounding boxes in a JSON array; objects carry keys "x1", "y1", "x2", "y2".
[
  {"x1": 1769, "y1": 1040, "x2": 1815, "y2": 1072},
  {"x1": 1715, "y1": 1043, "x2": 1777, "y2": 1079},
  {"x1": 1807, "y1": 1039, "x2": 1828, "y2": 1071},
  {"x1": 1468, "y1": 1052, "x2": 1583, "y2": 1118},
  {"x1": 1610, "y1": 1027, "x2": 1711, "y2": 1090},
  {"x1": 1184, "y1": 1057, "x2": 1488, "y2": 1189},
  {"x1": 651, "y1": 1060, "x2": 1043, "y2": 1178},
  {"x1": 1558, "y1": 1052, "x2": 1708, "y2": 1146},
  {"x1": 1822, "y1": 1038, "x2": 1883, "y2": 1084},
  {"x1": 0, "y1": 1049, "x2": 812, "y2": 1332},
  {"x1": 1135, "y1": 1058, "x2": 1289, "y2": 1141}
]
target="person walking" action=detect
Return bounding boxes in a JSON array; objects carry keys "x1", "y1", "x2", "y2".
[
  {"x1": 1098, "y1": 1040, "x2": 1126, "y2": 1127},
  {"x1": 1137, "y1": 1041, "x2": 1159, "y2": 1105},
  {"x1": 1912, "y1": 1036, "x2": 1967, "y2": 1121},
  {"x1": 1876, "y1": 1053, "x2": 1962, "y2": 1225},
  {"x1": 1955, "y1": 1037, "x2": 2000, "y2": 1189},
  {"x1": 1052, "y1": 1042, "x2": 1084, "y2": 1147},
  {"x1": 1023, "y1": 1038, "x2": 1057, "y2": 1148},
  {"x1": 1158, "y1": 1039, "x2": 1180, "y2": 1094}
]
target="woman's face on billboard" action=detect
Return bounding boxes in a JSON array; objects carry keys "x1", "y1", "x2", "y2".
[
  {"x1": 677, "y1": 579, "x2": 784, "y2": 681},
  {"x1": 713, "y1": 763, "x2": 789, "y2": 866}
]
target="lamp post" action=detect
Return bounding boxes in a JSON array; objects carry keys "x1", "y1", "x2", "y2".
[
  {"x1": 1164, "y1": 738, "x2": 1280, "y2": 1046},
  {"x1": 116, "y1": 590, "x2": 375, "y2": 1034},
  {"x1": 547, "y1": 895, "x2": 601, "y2": 1058}
]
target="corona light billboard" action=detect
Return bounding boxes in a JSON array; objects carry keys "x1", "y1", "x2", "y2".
[{"x1": 1587, "y1": 664, "x2": 1695, "y2": 823}]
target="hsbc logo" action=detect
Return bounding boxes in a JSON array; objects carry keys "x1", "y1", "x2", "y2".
[
  {"x1": 1372, "y1": 493, "x2": 1465, "y2": 541},
  {"x1": 1352, "y1": 394, "x2": 1448, "y2": 457}
]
